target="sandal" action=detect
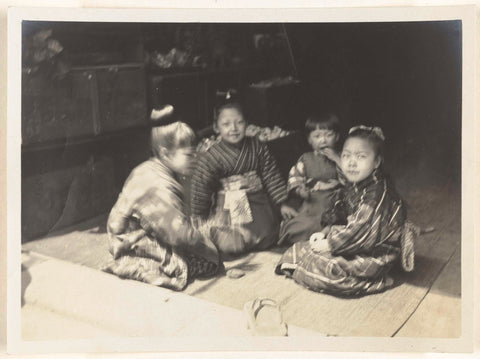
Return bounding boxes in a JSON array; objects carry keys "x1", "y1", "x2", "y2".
[{"x1": 243, "y1": 298, "x2": 288, "y2": 336}]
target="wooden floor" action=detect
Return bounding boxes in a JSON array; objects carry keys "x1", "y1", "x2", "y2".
[{"x1": 22, "y1": 179, "x2": 461, "y2": 338}]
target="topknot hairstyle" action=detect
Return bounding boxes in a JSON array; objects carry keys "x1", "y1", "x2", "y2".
[
  {"x1": 151, "y1": 121, "x2": 196, "y2": 158},
  {"x1": 213, "y1": 89, "x2": 246, "y2": 124},
  {"x1": 346, "y1": 125, "x2": 385, "y2": 159}
]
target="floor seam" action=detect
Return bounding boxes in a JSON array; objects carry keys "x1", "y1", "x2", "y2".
[{"x1": 391, "y1": 243, "x2": 460, "y2": 337}]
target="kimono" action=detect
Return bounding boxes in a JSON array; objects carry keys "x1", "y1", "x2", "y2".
[
  {"x1": 276, "y1": 168, "x2": 417, "y2": 296},
  {"x1": 190, "y1": 136, "x2": 288, "y2": 257},
  {"x1": 103, "y1": 157, "x2": 220, "y2": 291},
  {"x1": 278, "y1": 151, "x2": 339, "y2": 245}
]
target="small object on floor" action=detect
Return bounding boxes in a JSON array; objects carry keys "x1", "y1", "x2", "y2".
[
  {"x1": 226, "y1": 268, "x2": 245, "y2": 279},
  {"x1": 420, "y1": 226, "x2": 435, "y2": 234},
  {"x1": 244, "y1": 298, "x2": 288, "y2": 336}
]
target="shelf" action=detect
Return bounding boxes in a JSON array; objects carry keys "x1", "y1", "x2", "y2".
[
  {"x1": 147, "y1": 64, "x2": 265, "y2": 78},
  {"x1": 22, "y1": 125, "x2": 150, "y2": 153},
  {"x1": 70, "y1": 63, "x2": 145, "y2": 72}
]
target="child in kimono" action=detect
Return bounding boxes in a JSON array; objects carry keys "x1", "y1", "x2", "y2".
[
  {"x1": 276, "y1": 125, "x2": 418, "y2": 296},
  {"x1": 190, "y1": 99, "x2": 297, "y2": 258},
  {"x1": 278, "y1": 113, "x2": 342, "y2": 246},
  {"x1": 104, "y1": 116, "x2": 220, "y2": 291}
]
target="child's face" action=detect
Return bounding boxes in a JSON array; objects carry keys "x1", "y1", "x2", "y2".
[
  {"x1": 308, "y1": 128, "x2": 338, "y2": 152},
  {"x1": 340, "y1": 137, "x2": 381, "y2": 183},
  {"x1": 164, "y1": 146, "x2": 194, "y2": 175},
  {"x1": 215, "y1": 108, "x2": 246, "y2": 145}
]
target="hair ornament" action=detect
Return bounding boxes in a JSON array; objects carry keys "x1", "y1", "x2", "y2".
[
  {"x1": 216, "y1": 88, "x2": 237, "y2": 101},
  {"x1": 150, "y1": 104, "x2": 176, "y2": 127},
  {"x1": 349, "y1": 125, "x2": 385, "y2": 141}
]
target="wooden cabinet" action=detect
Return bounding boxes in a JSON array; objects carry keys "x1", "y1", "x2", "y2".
[
  {"x1": 22, "y1": 63, "x2": 148, "y2": 146},
  {"x1": 94, "y1": 65, "x2": 148, "y2": 133},
  {"x1": 22, "y1": 63, "x2": 150, "y2": 241}
]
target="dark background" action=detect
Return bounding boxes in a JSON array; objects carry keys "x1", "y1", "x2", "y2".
[{"x1": 21, "y1": 21, "x2": 462, "y2": 240}]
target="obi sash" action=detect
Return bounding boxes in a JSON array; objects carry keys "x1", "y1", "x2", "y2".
[{"x1": 219, "y1": 171, "x2": 263, "y2": 225}]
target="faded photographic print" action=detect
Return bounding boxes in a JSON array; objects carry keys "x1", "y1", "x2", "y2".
[{"x1": 7, "y1": 6, "x2": 475, "y2": 355}]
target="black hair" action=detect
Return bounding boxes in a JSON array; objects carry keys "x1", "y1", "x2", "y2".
[
  {"x1": 214, "y1": 101, "x2": 245, "y2": 124},
  {"x1": 213, "y1": 89, "x2": 246, "y2": 125},
  {"x1": 305, "y1": 113, "x2": 341, "y2": 135},
  {"x1": 346, "y1": 127, "x2": 385, "y2": 159}
]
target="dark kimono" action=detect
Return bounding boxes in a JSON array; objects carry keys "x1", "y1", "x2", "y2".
[
  {"x1": 276, "y1": 169, "x2": 416, "y2": 296},
  {"x1": 279, "y1": 151, "x2": 339, "y2": 245},
  {"x1": 104, "y1": 158, "x2": 219, "y2": 291},
  {"x1": 190, "y1": 136, "x2": 287, "y2": 257}
]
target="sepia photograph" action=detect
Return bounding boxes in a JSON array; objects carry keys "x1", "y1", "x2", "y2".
[{"x1": 5, "y1": 5, "x2": 476, "y2": 355}]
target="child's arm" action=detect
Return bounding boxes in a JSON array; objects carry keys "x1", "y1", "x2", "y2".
[
  {"x1": 287, "y1": 155, "x2": 310, "y2": 199},
  {"x1": 190, "y1": 152, "x2": 219, "y2": 220},
  {"x1": 107, "y1": 205, "x2": 129, "y2": 235},
  {"x1": 258, "y1": 142, "x2": 299, "y2": 220},
  {"x1": 259, "y1": 141, "x2": 288, "y2": 206},
  {"x1": 312, "y1": 179, "x2": 340, "y2": 191},
  {"x1": 320, "y1": 148, "x2": 341, "y2": 166},
  {"x1": 280, "y1": 204, "x2": 298, "y2": 220},
  {"x1": 327, "y1": 203, "x2": 378, "y2": 256}
]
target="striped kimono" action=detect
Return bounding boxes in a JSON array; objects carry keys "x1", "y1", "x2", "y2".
[
  {"x1": 104, "y1": 158, "x2": 220, "y2": 291},
  {"x1": 276, "y1": 168, "x2": 415, "y2": 296},
  {"x1": 190, "y1": 136, "x2": 288, "y2": 257}
]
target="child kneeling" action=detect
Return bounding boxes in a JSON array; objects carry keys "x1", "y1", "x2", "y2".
[{"x1": 104, "y1": 117, "x2": 220, "y2": 291}]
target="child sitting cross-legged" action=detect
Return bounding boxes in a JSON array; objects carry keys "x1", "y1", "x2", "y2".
[
  {"x1": 190, "y1": 95, "x2": 297, "y2": 259},
  {"x1": 276, "y1": 125, "x2": 419, "y2": 297}
]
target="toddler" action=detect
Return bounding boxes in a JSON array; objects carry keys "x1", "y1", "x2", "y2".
[
  {"x1": 278, "y1": 113, "x2": 342, "y2": 245},
  {"x1": 276, "y1": 125, "x2": 417, "y2": 296}
]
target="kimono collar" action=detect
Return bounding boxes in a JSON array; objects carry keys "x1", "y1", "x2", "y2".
[
  {"x1": 345, "y1": 167, "x2": 385, "y2": 193},
  {"x1": 220, "y1": 136, "x2": 246, "y2": 150},
  {"x1": 151, "y1": 156, "x2": 173, "y2": 174}
]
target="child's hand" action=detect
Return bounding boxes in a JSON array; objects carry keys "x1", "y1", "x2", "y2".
[
  {"x1": 321, "y1": 148, "x2": 340, "y2": 165},
  {"x1": 296, "y1": 185, "x2": 311, "y2": 200},
  {"x1": 309, "y1": 232, "x2": 329, "y2": 253},
  {"x1": 280, "y1": 204, "x2": 298, "y2": 220},
  {"x1": 313, "y1": 179, "x2": 339, "y2": 191}
]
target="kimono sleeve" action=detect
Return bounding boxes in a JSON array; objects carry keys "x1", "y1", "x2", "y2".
[
  {"x1": 259, "y1": 141, "x2": 288, "y2": 205},
  {"x1": 287, "y1": 155, "x2": 307, "y2": 194},
  {"x1": 136, "y1": 189, "x2": 204, "y2": 248},
  {"x1": 106, "y1": 169, "x2": 139, "y2": 235},
  {"x1": 321, "y1": 190, "x2": 347, "y2": 227},
  {"x1": 327, "y1": 203, "x2": 381, "y2": 256},
  {"x1": 146, "y1": 194, "x2": 218, "y2": 265},
  {"x1": 107, "y1": 196, "x2": 131, "y2": 235},
  {"x1": 190, "y1": 152, "x2": 220, "y2": 219}
]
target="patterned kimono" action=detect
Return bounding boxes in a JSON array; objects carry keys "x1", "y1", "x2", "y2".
[
  {"x1": 276, "y1": 168, "x2": 416, "y2": 296},
  {"x1": 104, "y1": 158, "x2": 220, "y2": 291},
  {"x1": 190, "y1": 136, "x2": 287, "y2": 257},
  {"x1": 279, "y1": 151, "x2": 339, "y2": 245}
]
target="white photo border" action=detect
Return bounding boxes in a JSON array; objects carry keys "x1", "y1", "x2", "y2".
[{"x1": 6, "y1": 5, "x2": 477, "y2": 355}]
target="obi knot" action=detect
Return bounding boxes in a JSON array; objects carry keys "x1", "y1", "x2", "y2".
[{"x1": 220, "y1": 171, "x2": 263, "y2": 225}]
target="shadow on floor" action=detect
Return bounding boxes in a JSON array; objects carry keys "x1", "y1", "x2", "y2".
[
  {"x1": 390, "y1": 254, "x2": 460, "y2": 298},
  {"x1": 21, "y1": 265, "x2": 32, "y2": 307}
]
